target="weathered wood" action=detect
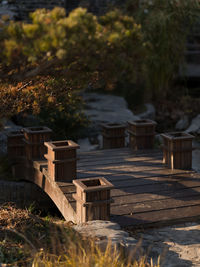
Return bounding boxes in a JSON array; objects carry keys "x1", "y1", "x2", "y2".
[
  {"x1": 78, "y1": 159, "x2": 164, "y2": 171},
  {"x1": 111, "y1": 205, "x2": 200, "y2": 227},
  {"x1": 44, "y1": 140, "x2": 79, "y2": 182},
  {"x1": 78, "y1": 148, "x2": 161, "y2": 160},
  {"x1": 25, "y1": 160, "x2": 77, "y2": 222},
  {"x1": 17, "y1": 143, "x2": 200, "y2": 228},
  {"x1": 77, "y1": 166, "x2": 189, "y2": 179},
  {"x1": 7, "y1": 130, "x2": 25, "y2": 160},
  {"x1": 101, "y1": 123, "x2": 126, "y2": 149},
  {"x1": 73, "y1": 177, "x2": 114, "y2": 223},
  {"x1": 111, "y1": 194, "x2": 200, "y2": 215},
  {"x1": 111, "y1": 179, "x2": 200, "y2": 197},
  {"x1": 128, "y1": 120, "x2": 157, "y2": 150},
  {"x1": 111, "y1": 186, "x2": 200, "y2": 206},
  {"x1": 161, "y1": 132, "x2": 194, "y2": 170},
  {"x1": 24, "y1": 126, "x2": 52, "y2": 160},
  {"x1": 77, "y1": 154, "x2": 162, "y2": 167}
]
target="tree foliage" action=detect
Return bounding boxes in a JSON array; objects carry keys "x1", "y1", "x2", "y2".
[
  {"x1": 0, "y1": 7, "x2": 145, "y2": 137},
  {"x1": 0, "y1": 77, "x2": 87, "y2": 139},
  {"x1": 0, "y1": 7, "x2": 144, "y2": 88},
  {"x1": 126, "y1": 0, "x2": 200, "y2": 99},
  {"x1": 0, "y1": 1, "x2": 199, "y2": 135}
]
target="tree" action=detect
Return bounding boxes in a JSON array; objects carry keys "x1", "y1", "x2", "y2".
[
  {"x1": 126, "y1": 0, "x2": 200, "y2": 100},
  {"x1": 0, "y1": 7, "x2": 145, "y2": 137}
]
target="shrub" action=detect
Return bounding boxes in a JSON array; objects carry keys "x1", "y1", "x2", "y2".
[
  {"x1": 126, "y1": 0, "x2": 200, "y2": 100},
  {"x1": 0, "y1": 204, "x2": 160, "y2": 267},
  {"x1": 0, "y1": 78, "x2": 88, "y2": 139}
]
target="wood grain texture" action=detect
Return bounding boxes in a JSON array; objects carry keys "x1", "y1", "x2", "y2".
[
  {"x1": 77, "y1": 148, "x2": 200, "y2": 228},
  {"x1": 24, "y1": 147, "x2": 200, "y2": 228}
]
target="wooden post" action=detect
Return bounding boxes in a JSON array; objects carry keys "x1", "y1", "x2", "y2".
[
  {"x1": 44, "y1": 140, "x2": 80, "y2": 182},
  {"x1": 102, "y1": 123, "x2": 126, "y2": 149},
  {"x1": 7, "y1": 130, "x2": 25, "y2": 179},
  {"x1": 23, "y1": 126, "x2": 52, "y2": 160},
  {"x1": 161, "y1": 132, "x2": 194, "y2": 170},
  {"x1": 73, "y1": 177, "x2": 114, "y2": 223},
  {"x1": 7, "y1": 130, "x2": 25, "y2": 160},
  {"x1": 127, "y1": 119, "x2": 157, "y2": 150}
]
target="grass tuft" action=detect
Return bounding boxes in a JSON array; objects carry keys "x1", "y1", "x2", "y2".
[{"x1": 0, "y1": 203, "x2": 160, "y2": 266}]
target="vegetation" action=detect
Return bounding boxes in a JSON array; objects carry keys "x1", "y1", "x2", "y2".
[
  {"x1": 0, "y1": 78, "x2": 88, "y2": 139},
  {"x1": 0, "y1": 7, "x2": 144, "y2": 86},
  {"x1": 0, "y1": 203, "x2": 160, "y2": 266},
  {"x1": 1, "y1": 2, "x2": 200, "y2": 264},
  {"x1": 0, "y1": 2, "x2": 199, "y2": 119},
  {"x1": 126, "y1": 0, "x2": 200, "y2": 100},
  {"x1": 0, "y1": 7, "x2": 145, "y2": 137}
]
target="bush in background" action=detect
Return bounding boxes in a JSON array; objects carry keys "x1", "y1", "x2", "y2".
[
  {"x1": 126, "y1": 0, "x2": 200, "y2": 100},
  {"x1": 0, "y1": 78, "x2": 88, "y2": 139}
]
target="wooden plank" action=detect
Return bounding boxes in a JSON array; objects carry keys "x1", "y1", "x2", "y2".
[
  {"x1": 111, "y1": 194, "x2": 200, "y2": 215},
  {"x1": 93, "y1": 170, "x2": 194, "y2": 184},
  {"x1": 64, "y1": 193, "x2": 75, "y2": 202},
  {"x1": 78, "y1": 149, "x2": 161, "y2": 161},
  {"x1": 110, "y1": 173, "x2": 200, "y2": 188},
  {"x1": 111, "y1": 179, "x2": 200, "y2": 197},
  {"x1": 78, "y1": 148, "x2": 130, "y2": 157},
  {"x1": 60, "y1": 186, "x2": 76, "y2": 194},
  {"x1": 112, "y1": 186, "x2": 200, "y2": 205},
  {"x1": 78, "y1": 148, "x2": 161, "y2": 156},
  {"x1": 77, "y1": 167, "x2": 190, "y2": 179},
  {"x1": 56, "y1": 182, "x2": 74, "y2": 187},
  {"x1": 66, "y1": 178, "x2": 200, "y2": 207},
  {"x1": 77, "y1": 155, "x2": 162, "y2": 167},
  {"x1": 111, "y1": 205, "x2": 200, "y2": 227},
  {"x1": 78, "y1": 160, "x2": 164, "y2": 172}
]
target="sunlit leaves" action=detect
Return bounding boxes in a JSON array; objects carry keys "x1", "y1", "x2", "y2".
[{"x1": 0, "y1": 7, "x2": 145, "y2": 89}]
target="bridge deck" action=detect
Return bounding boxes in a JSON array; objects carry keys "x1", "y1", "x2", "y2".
[{"x1": 70, "y1": 148, "x2": 200, "y2": 228}]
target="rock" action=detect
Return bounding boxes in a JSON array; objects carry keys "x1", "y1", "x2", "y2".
[
  {"x1": 80, "y1": 93, "x2": 139, "y2": 150},
  {"x1": 0, "y1": 132, "x2": 7, "y2": 155},
  {"x1": 1, "y1": 119, "x2": 22, "y2": 132},
  {"x1": 77, "y1": 138, "x2": 99, "y2": 152},
  {"x1": 83, "y1": 93, "x2": 139, "y2": 127},
  {"x1": 193, "y1": 148, "x2": 200, "y2": 173},
  {"x1": 176, "y1": 115, "x2": 189, "y2": 130},
  {"x1": 155, "y1": 134, "x2": 163, "y2": 144},
  {"x1": 185, "y1": 114, "x2": 200, "y2": 135},
  {"x1": 0, "y1": 5, "x2": 16, "y2": 19},
  {"x1": 0, "y1": 119, "x2": 23, "y2": 155},
  {"x1": 129, "y1": 222, "x2": 200, "y2": 267},
  {"x1": 138, "y1": 103, "x2": 156, "y2": 120},
  {"x1": 73, "y1": 220, "x2": 122, "y2": 238},
  {"x1": 73, "y1": 220, "x2": 138, "y2": 256}
]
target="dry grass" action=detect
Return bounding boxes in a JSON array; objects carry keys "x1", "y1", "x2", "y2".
[{"x1": 0, "y1": 203, "x2": 160, "y2": 267}]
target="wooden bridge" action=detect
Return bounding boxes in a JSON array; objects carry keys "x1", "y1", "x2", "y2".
[{"x1": 24, "y1": 147, "x2": 200, "y2": 228}]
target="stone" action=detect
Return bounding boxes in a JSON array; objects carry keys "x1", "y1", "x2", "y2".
[
  {"x1": 78, "y1": 93, "x2": 140, "y2": 150},
  {"x1": 155, "y1": 134, "x2": 163, "y2": 144},
  {"x1": 176, "y1": 115, "x2": 189, "y2": 130},
  {"x1": 138, "y1": 103, "x2": 156, "y2": 120},
  {"x1": 83, "y1": 93, "x2": 139, "y2": 127},
  {"x1": 0, "y1": 0, "x2": 64, "y2": 21},
  {"x1": 129, "y1": 222, "x2": 200, "y2": 267},
  {"x1": 73, "y1": 220, "x2": 121, "y2": 238},
  {"x1": 73, "y1": 220, "x2": 138, "y2": 255},
  {"x1": 0, "y1": 132, "x2": 7, "y2": 155},
  {"x1": 77, "y1": 137, "x2": 99, "y2": 152},
  {"x1": 186, "y1": 114, "x2": 200, "y2": 135},
  {"x1": 192, "y1": 148, "x2": 200, "y2": 172},
  {"x1": 0, "y1": 5, "x2": 16, "y2": 19},
  {"x1": 0, "y1": 119, "x2": 23, "y2": 154}
]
